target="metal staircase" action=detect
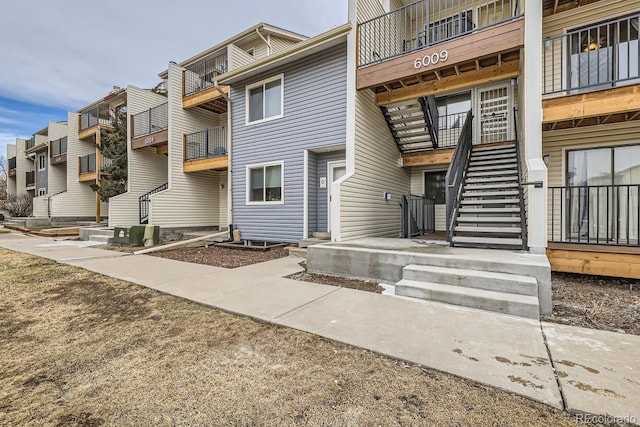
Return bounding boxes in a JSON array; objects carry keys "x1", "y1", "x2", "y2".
[
  {"x1": 381, "y1": 95, "x2": 438, "y2": 153},
  {"x1": 446, "y1": 109, "x2": 527, "y2": 250}
]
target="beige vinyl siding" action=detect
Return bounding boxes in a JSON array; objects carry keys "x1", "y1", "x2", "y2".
[
  {"x1": 15, "y1": 138, "x2": 32, "y2": 196},
  {"x1": 269, "y1": 35, "x2": 298, "y2": 53},
  {"x1": 6, "y1": 144, "x2": 16, "y2": 196},
  {"x1": 339, "y1": 88, "x2": 410, "y2": 239},
  {"x1": 357, "y1": 0, "x2": 386, "y2": 22},
  {"x1": 47, "y1": 122, "x2": 68, "y2": 197},
  {"x1": 149, "y1": 63, "x2": 225, "y2": 228},
  {"x1": 543, "y1": 121, "x2": 640, "y2": 241},
  {"x1": 109, "y1": 86, "x2": 168, "y2": 226},
  {"x1": 217, "y1": 171, "x2": 228, "y2": 227},
  {"x1": 32, "y1": 198, "x2": 48, "y2": 216},
  {"x1": 49, "y1": 112, "x2": 107, "y2": 218},
  {"x1": 229, "y1": 44, "x2": 255, "y2": 70}
]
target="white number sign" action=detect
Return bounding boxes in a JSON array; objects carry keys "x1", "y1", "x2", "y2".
[{"x1": 413, "y1": 50, "x2": 449, "y2": 70}]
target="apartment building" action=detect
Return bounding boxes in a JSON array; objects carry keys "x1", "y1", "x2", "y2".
[
  {"x1": 48, "y1": 88, "x2": 126, "y2": 222},
  {"x1": 6, "y1": 138, "x2": 36, "y2": 200},
  {"x1": 109, "y1": 23, "x2": 307, "y2": 236},
  {"x1": 6, "y1": 144, "x2": 17, "y2": 198}
]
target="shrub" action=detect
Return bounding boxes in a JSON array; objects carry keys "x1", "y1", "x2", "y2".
[{"x1": 2, "y1": 194, "x2": 33, "y2": 217}]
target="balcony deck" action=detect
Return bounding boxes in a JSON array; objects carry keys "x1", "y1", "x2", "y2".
[
  {"x1": 184, "y1": 155, "x2": 229, "y2": 173},
  {"x1": 51, "y1": 154, "x2": 67, "y2": 165},
  {"x1": 131, "y1": 103, "x2": 169, "y2": 149},
  {"x1": 182, "y1": 85, "x2": 229, "y2": 112}
]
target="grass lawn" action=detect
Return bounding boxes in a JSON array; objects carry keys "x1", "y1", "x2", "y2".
[{"x1": 0, "y1": 248, "x2": 589, "y2": 426}]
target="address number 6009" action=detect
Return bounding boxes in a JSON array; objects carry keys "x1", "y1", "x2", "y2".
[{"x1": 413, "y1": 50, "x2": 449, "y2": 69}]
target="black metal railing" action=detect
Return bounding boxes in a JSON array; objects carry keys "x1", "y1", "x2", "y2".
[
  {"x1": 513, "y1": 107, "x2": 527, "y2": 250},
  {"x1": 543, "y1": 13, "x2": 640, "y2": 96},
  {"x1": 184, "y1": 52, "x2": 228, "y2": 96},
  {"x1": 50, "y1": 136, "x2": 68, "y2": 157},
  {"x1": 100, "y1": 154, "x2": 112, "y2": 172},
  {"x1": 80, "y1": 104, "x2": 111, "y2": 131},
  {"x1": 132, "y1": 102, "x2": 168, "y2": 138},
  {"x1": 549, "y1": 184, "x2": 640, "y2": 246},
  {"x1": 445, "y1": 110, "x2": 473, "y2": 242},
  {"x1": 185, "y1": 126, "x2": 227, "y2": 161},
  {"x1": 26, "y1": 137, "x2": 36, "y2": 150},
  {"x1": 25, "y1": 171, "x2": 35, "y2": 186},
  {"x1": 358, "y1": 0, "x2": 522, "y2": 67},
  {"x1": 79, "y1": 153, "x2": 96, "y2": 174},
  {"x1": 8, "y1": 156, "x2": 16, "y2": 171},
  {"x1": 402, "y1": 194, "x2": 436, "y2": 238},
  {"x1": 437, "y1": 111, "x2": 470, "y2": 148},
  {"x1": 47, "y1": 190, "x2": 67, "y2": 217},
  {"x1": 139, "y1": 182, "x2": 168, "y2": 224}
]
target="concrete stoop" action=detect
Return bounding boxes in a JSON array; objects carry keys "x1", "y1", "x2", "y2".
[
  {"x1": 307, "y1": 239, "x2": 551, "y2": 318},
  {"x1": 79, "y1": 227, "x2": 114, "y2": 245},
  {"x1": 396, "y1": 265, "x2": 540, "y2": 318},
  {"x1": 298, "y1": 231, "x2": 331, "y2": 249}
]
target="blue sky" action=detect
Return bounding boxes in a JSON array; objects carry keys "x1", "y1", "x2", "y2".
[{"x1": 0, "y1": 0, "x2": 348, "y2": 164}]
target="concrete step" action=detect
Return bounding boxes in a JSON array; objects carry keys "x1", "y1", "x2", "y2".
[
  {"x1": 460, "y1": 198, "x2": 520, "y2": 205},
  {"x1": 287, "y1": 246, "x2": 308, "y2": 258},
  {"x1": 455, "y1": 226, "x2": 522, "y2": 234},
  {"x1": 457, "y1": 216, "x2": 521, "y2": 223},
  {"x1": 466, "y1": 170, "x2": 518, "y2": 178},
  {"x1": 402, "y1": 264, "x2": 538, "y2": 296},
  {"x1": 312, "y1": 231, "x2": 331, "y2": 239},
  {"x1": 299, "y1": 237, "x2": 330, "y2": 249},
  {"x1": 463, "y1": 190, "x2": 519, "y2": 198},
  {"x1": 458, "y1": 207, "x2": 520, "y2": 214},
  {"x1": 395, "y1": 279, "x2": 539, "y2": 319},
  {"x1": 89, "y1": 235, "x2": 112, "y2": 244},
  {"x1": 452, "y1": 235, "x2": 523, "y2": 247}
]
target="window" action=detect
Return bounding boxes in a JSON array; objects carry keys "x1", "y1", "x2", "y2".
[
  {"x1": 38, "y1": 188, "x2": 46, "y2": 197},
  {"x1": 436, "y1": 91, "x2": 471, "y2": 129},
  {"x1": 247, "y1": 162, "x2": 284, "y2": 204},
  {"x1": 246, "y1": 75, "x2": 283, "y2": 124},
  {"x1": 424, "y1": 171, "x2": 446, "y2": 204},
  {"x1": 38, "y1": 153, "x2": 46, "y2": 171}
]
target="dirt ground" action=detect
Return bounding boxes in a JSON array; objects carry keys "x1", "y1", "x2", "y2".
[
  {"x1": 287, "y1": 271, "x2": 384, "y2": 293},
  {"x1": 0, "y1": 248, "x2": 595, "y2": 426},
  {"x1": 150, "y1": 245, "x2": 290, "y2": 268}
]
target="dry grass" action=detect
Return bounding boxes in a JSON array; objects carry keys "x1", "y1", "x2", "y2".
[{"x1": 0, "y1": 248, "x2": 591, "y2": 426}]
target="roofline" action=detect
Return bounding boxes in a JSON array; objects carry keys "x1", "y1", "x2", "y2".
[
  {"x1": 158, "y1": 23, "x2": 308, "y2": 79},
  {"x1": 77, "y1": 88, "x2": 127, "y2": 113},
  {"x1": 219, "y1": 23, "x2": 351, "y2": 85}
]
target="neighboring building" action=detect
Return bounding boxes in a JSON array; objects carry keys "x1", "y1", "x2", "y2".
[
  {"x1": 109, "y1": 23, "x2": 308, "y2": 236},
  {"x1": 26, "y1": 127, "x2": 50, "y2": 216},
  {"x1": 49, "y1": 88, "x2": 126, "y2": 222},
  {"x1": 6, "y1": 144, "x2": 17, "y2": 198}
]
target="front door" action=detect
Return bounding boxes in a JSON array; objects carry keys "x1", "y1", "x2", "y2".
[
  {"x1": 477, "y1": 83, "x2": 512, "y2": 144},
  {"x1": 327, "y1": 161, "x2": 346, "y2": 233}
]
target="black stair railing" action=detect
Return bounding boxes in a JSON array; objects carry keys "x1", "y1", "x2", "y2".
[
  {"x1": 139, "y1": 182, "x2": 168, "y2": 224},
  {"x1": 513, "y1": 108, "x2": 528, "y2": 250},
  {"x1": 445, "y1": 110, "x2": 473, "y2": 243},
  {"x1": 419, "y1": 95, "x2": 439, "y2": 149}
]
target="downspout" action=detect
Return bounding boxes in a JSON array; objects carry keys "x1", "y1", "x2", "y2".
[{"x1": 256, "y1": 27, "x2": 271, "y2": 55}]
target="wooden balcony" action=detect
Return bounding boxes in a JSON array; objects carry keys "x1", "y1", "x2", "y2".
[
  {"x1": 8, "y1": 157, "x2": 16, "y2": 177},
  {"x1": 183, "y1": 126, "x2": 228, "y2": 172},
  {"x1": 183, "y1": 52, "x2": 229, "y2": 113},
  {"x1": 131, "y1": 103, "x2": 169, "y2": 150},
  {"x1": 183, "y1": 84, "x2": 229, "y2": 113},
  {"x1": 78, "y1": 106, "x2": 112, "y2": 140},
  {"x1": 50, "y1": 137, "x2": 67, "y2": 165}
]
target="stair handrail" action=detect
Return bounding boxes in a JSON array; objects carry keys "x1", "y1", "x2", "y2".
[
  {"x1": 513, "y1": 107, "x2": 528, "y2": 250},
  {"x1": 138, "y1": 182, "x2": 168, "y2": 224},
  {"x1": 445, "y1": 110, "x2": 473, "y2": 243},
  {"x1": 47, "y1": 189, "x2": 67, "y2": 217}
]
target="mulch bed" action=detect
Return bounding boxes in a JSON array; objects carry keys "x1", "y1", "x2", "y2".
[
  {"x1": 150, "y1": 245, "x2": 290, "y2": 269},
  {"x1": 286, "y1": 271, "x2": 383, "y2": 293}
]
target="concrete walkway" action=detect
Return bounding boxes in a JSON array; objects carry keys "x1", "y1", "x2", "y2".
[{"x1": 1, "y1": 231, "x2": 638, "y2": 422}]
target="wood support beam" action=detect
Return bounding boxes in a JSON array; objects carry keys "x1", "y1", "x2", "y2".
[
  {"x1": 401, "y1": 148, "x2": 454, "y2": 167},
  {"x1": 183, "y1": 155, "x2": 229, "y2": 173},
  {"x1": 183, "y1": 85, "x2": 229, "y2": 110},
  {"x1": 543, "y1": 85, "x2": 640, "y2": 123},
  {"x1": 377, "y1": 61, "x2": 520, "y2": 106}
]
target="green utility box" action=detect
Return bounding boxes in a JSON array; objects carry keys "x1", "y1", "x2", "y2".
[{"x1": 113, "y1": 225, "x2": 159, "y2": 246}]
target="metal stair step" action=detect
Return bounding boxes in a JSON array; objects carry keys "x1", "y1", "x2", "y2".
[
  {"x1": 470, "y1": 152, "x2": 517, "y2": 161},
  {"x1": 458, "y1": 207, "x2": 521, "y2": 213},
  {"x1": 451, "y1": 235, "x2": 524, "y2": 247},
  {"x1": 472, "y1": 143, "x2": 516, "y2": 152},
  {"x1": 464, "y1": 182, "x2": 519, "y2": 190},
  {"x1": 460, "y1": 198, "x2": 520, "y2": 205},
  {"x1": 471, "y1": 149, "x2": 516, "y2": 159},
  {"x1": 464, "y1": 176, "x2": 519, "y2": 183},
  {"x1": 466, "y1": 170, "x2": 518, "y2": 177},
  {"x1": 468, "y1": 158, "x2": 516, "y2": 167},
  {"x1": 456, "y1": 216, "x2": 521, "y2": 223},
  {"x1": 467, "y1": 163, "x2": 518, "y2": 172},
  {"x1": 454, "y1": 225, "x2": 522, "y2": 234},
  {"x1": 394, "y1": 279, "x2": 539, "y2": 318},
  {"x1": 393, "y1": 122, "x2": 428, "y2": 132},
  {"x1": 462, "y1": 190, "x2": 519, "y2": 198}
]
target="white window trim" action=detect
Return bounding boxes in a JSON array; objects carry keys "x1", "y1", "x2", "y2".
[
  {"x1": 37, "y1": 153, "x2": 46, "y2": 171},
  {"x1": 245, "y1": 160, "x2": 285, "y2": 205},
  {"x1": 37, "y1": 188, "x2": 46, "y2": 196},
  {"x1": 245, "y1": 73, "x2": 284, "y2": 126}
]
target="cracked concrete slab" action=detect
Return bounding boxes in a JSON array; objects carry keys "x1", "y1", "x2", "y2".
[{"x1": 543, "y1": 322, "x2": 640, "y2": 422}]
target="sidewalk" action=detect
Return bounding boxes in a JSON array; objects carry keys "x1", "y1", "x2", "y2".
[{"x1": 1, "y1": 232, "x2": 638, "y2": 422}]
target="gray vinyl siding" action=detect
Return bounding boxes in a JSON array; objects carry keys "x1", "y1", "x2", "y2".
[
  {"x1": 307, "y1": 152, "x2": 318, "y2": 234},
  {"x1": 231, "y1": 43, "x2": 348, "y2": 243},
  {"x1": 35, "y1": 147, "x2": 48, "y2": 193},
  {"x1": 317, "y1": 150, "x2": 346, "y2": 232},
  {"x1": 109, "y1": 86, "x2": 169, "y2": 226}
]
